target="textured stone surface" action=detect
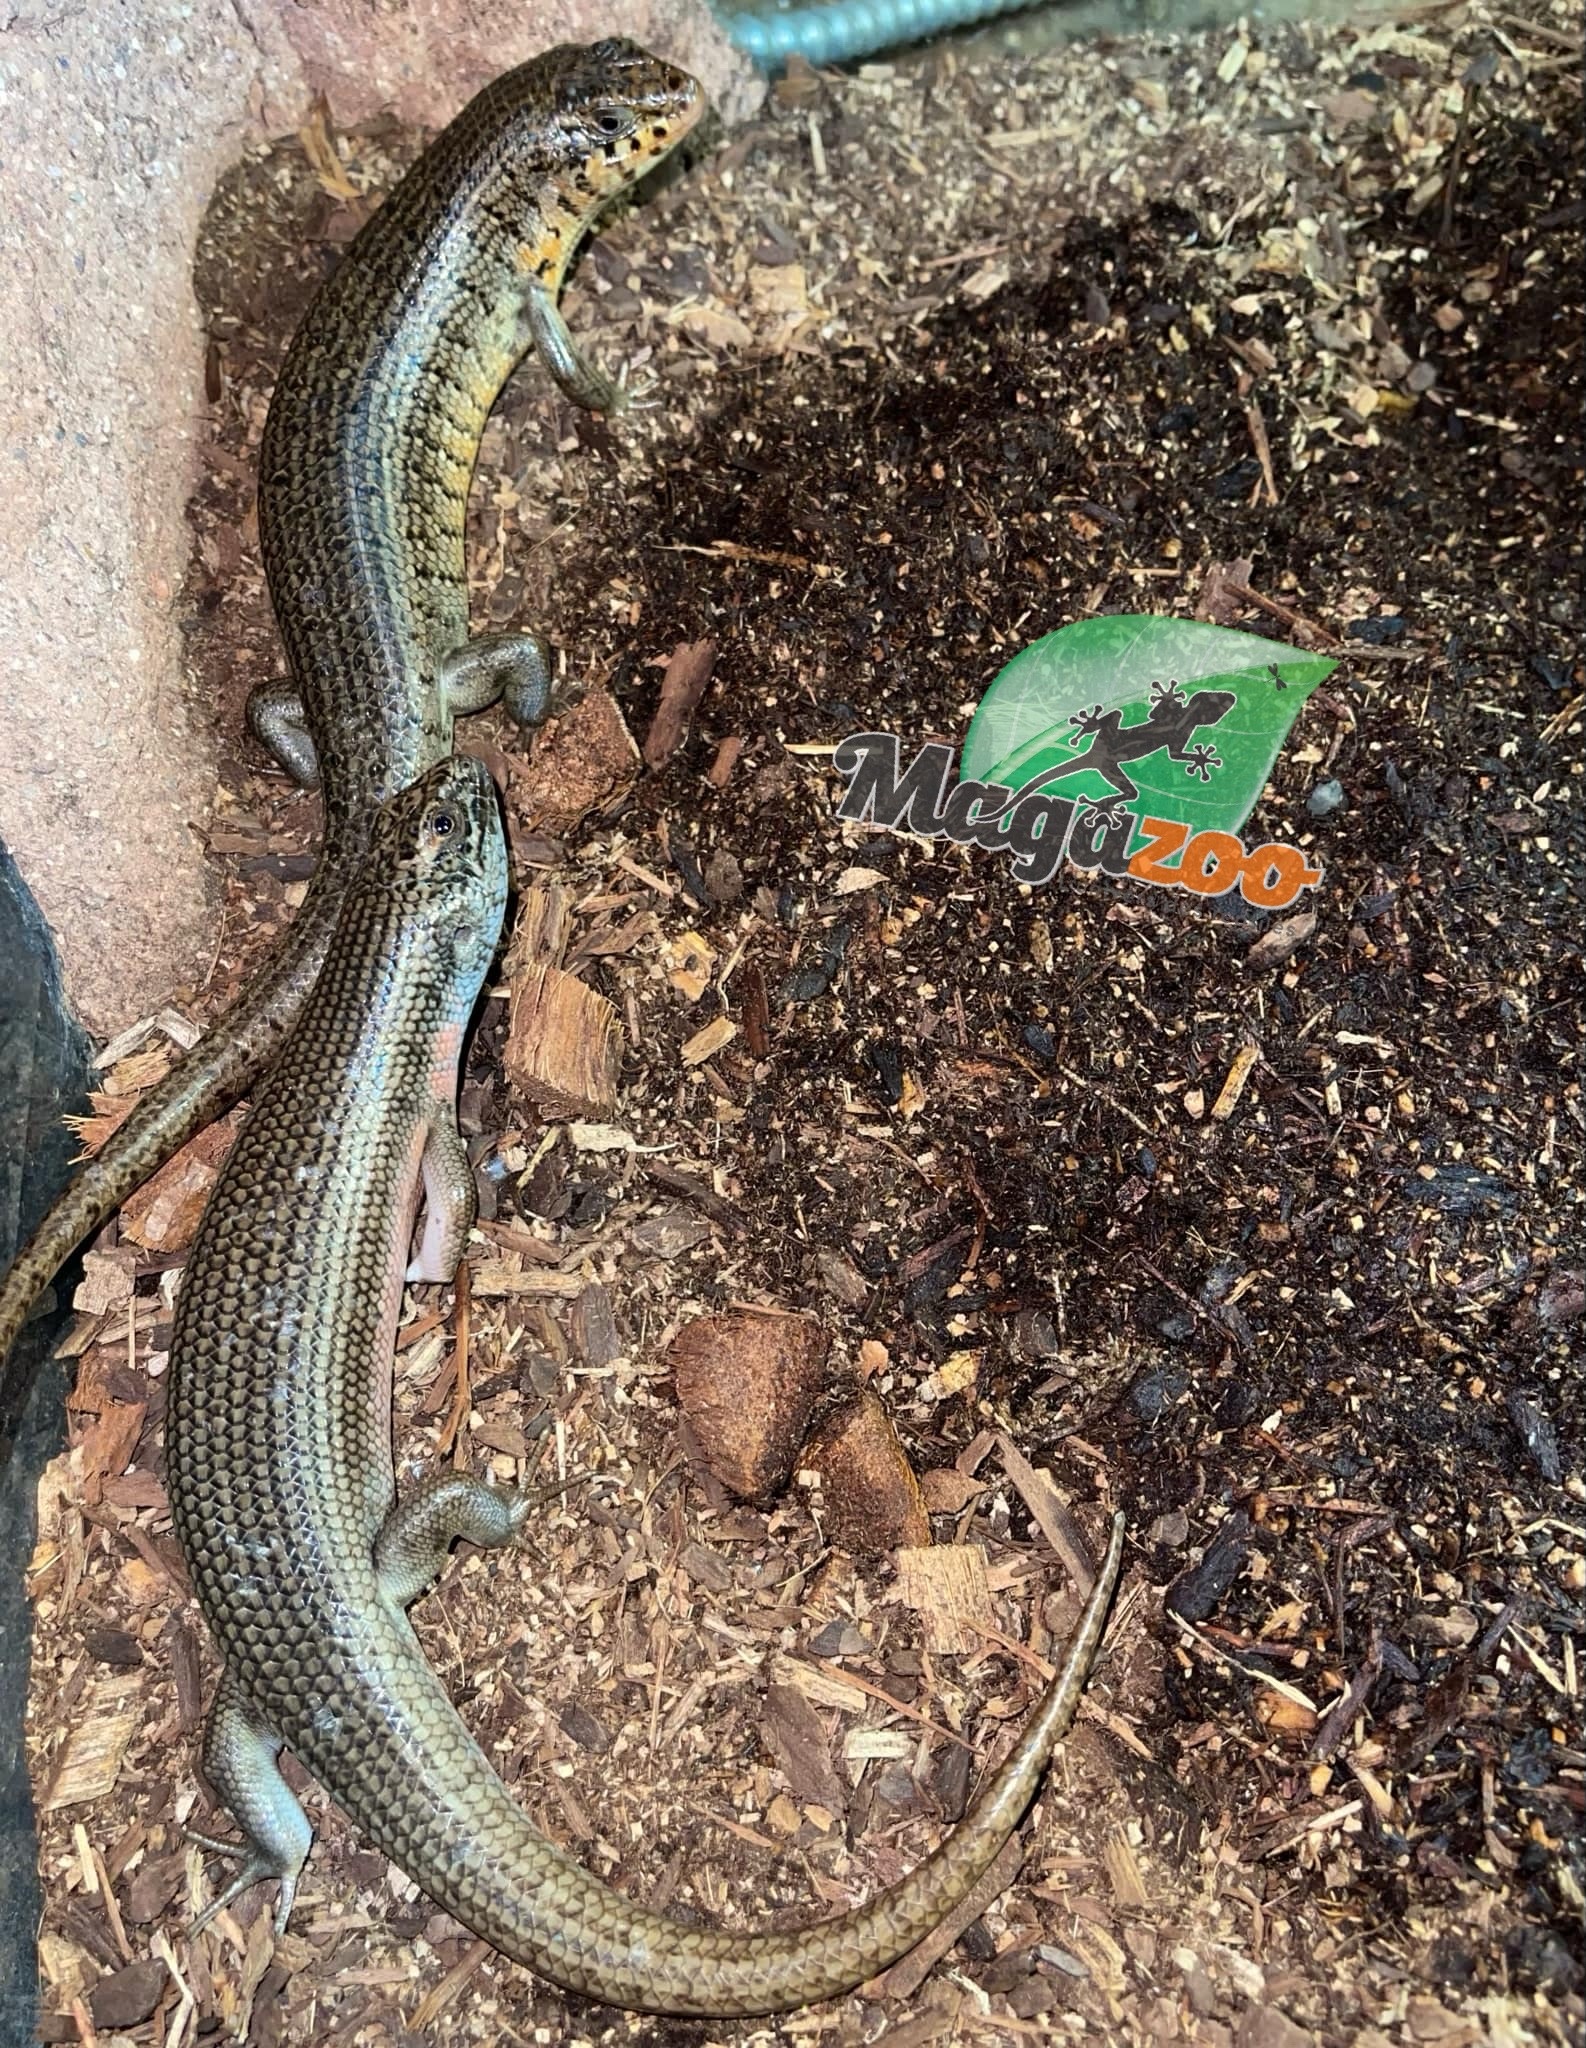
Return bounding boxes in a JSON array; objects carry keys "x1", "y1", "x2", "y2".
[{"x1": 0, "y1": 0, "x2": 754, "y2": 1038}]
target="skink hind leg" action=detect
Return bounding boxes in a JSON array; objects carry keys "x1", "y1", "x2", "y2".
[
  {"x1": 522, "y1": 280, "x2": 625, "y2": 414},
  {"x1": 245, "y1": 684, "x2": 320, "y2": 788},
  {"x1": 406, "y1": 1113, "x2": 474, "y2": 1284},
  {"x1": 439, "y1": 630, "x2": 562, "y2": 734},
  {"x1": 190, "y1": 1675, "x2": 312, "y2": 1937},
  {"x1": 375, "y1": 1470, "x2": 533, "y2": 1607}
]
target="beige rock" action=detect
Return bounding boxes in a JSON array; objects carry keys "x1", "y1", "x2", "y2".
[{"x1": 0, "y1": 0, "x2": 755, "y2": 1036}]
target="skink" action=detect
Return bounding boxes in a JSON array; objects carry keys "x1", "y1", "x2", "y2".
[
  {"x1": 0, "y1": 40, "x2": 704, "y2": 1439},
  {"x1": 167, "y1": 757, "x2": 1122, "y2": 2013}
]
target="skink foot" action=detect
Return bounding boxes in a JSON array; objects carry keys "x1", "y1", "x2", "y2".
[
  {"x1": 246, "y1": 685, "x2": 320, "y2": 788},
  {"x1": 522, "y1": 279, "x2": 626, "y2": 414},
  {"x1": 375, "y1": 1467, "x2": 596, "y2": 1608},
  {"x1": 191, "y1": 1674, "x2": 312, "y2": 1936},
  {"x1": 439, "y1": 630, "x2": 565, "y2": 731},
  {"x1": 375, "y1": 1469, "x2": 536, "y2": 1607}
]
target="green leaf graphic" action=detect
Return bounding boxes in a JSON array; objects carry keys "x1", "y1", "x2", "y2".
[{"x1": 962, "y1": 616, "x2": 1335, "y2": 837}]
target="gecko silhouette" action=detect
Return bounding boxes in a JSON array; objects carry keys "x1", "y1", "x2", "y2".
[{"x1": 1002, "y1": 678, "x2": 1237, "y2": 824}]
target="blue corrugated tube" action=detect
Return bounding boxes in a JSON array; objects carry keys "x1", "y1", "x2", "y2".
[{"x1": 720, "y1": 0, "x2": 1037, "y2": 68}]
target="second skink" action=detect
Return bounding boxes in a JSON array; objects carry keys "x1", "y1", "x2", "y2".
[
  {"x1": 0, "y1": 40, "x2": 704, "y2": 1434},
  {"x1": 166, "y1": 754, "x2": 1126, "y2": 2016}
]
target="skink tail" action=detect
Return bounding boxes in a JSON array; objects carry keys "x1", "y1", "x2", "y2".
[{"x1": 363, "y1": 1514, "x2": 1125, "y2": 2016}]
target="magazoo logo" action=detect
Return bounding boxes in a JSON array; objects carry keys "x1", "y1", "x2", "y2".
[{"x1": 835, "y1": 617, "x2": 1336, "y2": 908}]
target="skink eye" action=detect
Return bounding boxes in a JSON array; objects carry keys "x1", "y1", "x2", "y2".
[
  {"x1": 430, "y1": 811, "x2": 455, "y2": 837},
  {"x1": 596, "y1": 109, "x2": 628, "y2": 135}
]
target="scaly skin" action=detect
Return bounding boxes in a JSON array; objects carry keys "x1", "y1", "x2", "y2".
[
  {"x1": 166, "y1": 761, "x2": 1126, "y2": 2015},
  {"x1": 0, "y1": 41, "x2": 704, "y2": 1444}
]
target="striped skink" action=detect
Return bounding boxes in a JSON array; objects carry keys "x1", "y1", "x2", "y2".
[
  {"x1": 166, "y1": 756, "x2": 1123, "y2": 2012},
  {"x1": 0, "y1": 40, "x2": 704, "y2": 1437}
]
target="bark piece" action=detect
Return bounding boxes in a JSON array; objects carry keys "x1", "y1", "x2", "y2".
[
  {"x1": 1165, "y1": 1511, "x2": 1255, "y2": 1624},
  {"x1": 995, "y1": 1433, "x2": 1096, "y2": 1597},
  {"x1": 762, "y1": 1682, "x2": 845, "y2": 1812},
  {"x1": 510, "y1": 685, "x2": 637, "y2": 837},
  {"x1": 508, "y1": 882, "x2": 570, "y2": 971},
  {"x1": 89, "y1": 1960, "x2": 166, "y2": 2030},
  {"x1": 803, "y1": 1388, "x2": 929, "y2": 1554},
  {"x1": 122, "y1": 1853, "x2": 184, "y2": 1925},
  {"x1": 1193, "y1": 559, "x2": 1256, "y2": 625},
  {"x1": 556, "y1": 1701, "x2": 612, "y2": 1754},
  {"x1": 631, "y1": 1206, "x2": 714, "y2": 1259},
  {"x1": 41, "y1": 1673, "x2": 141, "y2": 1809},
  {"x1": 670, "y1": 1309, "x2": 830, "y2": 1503},
  {"x1": 1102, "y1": 1824, "x2": 1150, "y2": 1909},
  {"x1": 1238, "y1": 2008, "x2": 1315, "y2": 2048},
  {"x1": 919, "y1": 1467, "x2": 983, "y2": 1515},
  {"x1": 894, "y1": 1544, "x2": 995, "y2": 1655},
  {"x1": 706, "y1": 734, "x2": 744, "y2": 788},
  {"x1": 1245, "y1": 911, "x2": 1317, "y2": 972},
  {"x1": 807, "y1": 1247, "x2": 868, "y2": 1307},
  {"x1": 680, "y1": 1015, "x2": 736, "y2": 1066},
  {"x1": 571, "y1": 1283, "x2": 622, "y2": 1367},
  {"x1": 71, "y1": 1249, "x2": 137, "y2": 1320},
  {"x1": 643, "y1": 638, "x2": 717, "y2": 769},
  {"x1": 76, "y1": 1400, "x2": 148, "y2": 1508},
  {"x1": 678, "y1": 1540, "x2": 734, "y2": 1591},
  {"x1": 504, "y1": 963, "x2": 622, "y2": 1119},
  {"x1": 119, "y1": 1111, "x2": 242, "y2": 1251}
]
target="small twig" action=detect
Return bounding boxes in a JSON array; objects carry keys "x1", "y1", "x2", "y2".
[
  {"x1": 1310, "y1": 1632, "x2": 1384, "y2": 1764},
  {"x1": 1055, "y1": 1063, "x2": 1161, "y2": 1142},
  {"x1": 707, "y1": 1808, "x2": 786, "y2": 1855},
  {"x1": 1475, "y1": 1592, "x2": 1524, "y2": 1664},
  {"x1": 1244, "y1": 400, "x2": 1278, "y2": 506},
  {"x1": 1171, "y1": 1612, "x2": 1321, "y2": 1715},
  {"x1": 805, "y1": 1656, "x2": 977, "y2": 1751},
  {"x1": 1331, "y1": 1512, "x2": 1394, "y2": 1657},
  {"x1": 1494, "y1": 10, "x2": 1582, "y2": 46},
  {"x1": 655, "y1": 539, "x2": 815, "y2": 571},
  {"x1": 918, "y1": 237, "x2": 1010, "y2": 271},
  {"x1": 1135, "y1": 1254, "x2": 1203, "y2": 1321},
  {"x1": 1221, "y1": 578, "x2": 1344, "y2": 650},
  {"x1": 91, "y1": 1843, "x2": 131, "y2": 1963},
  {"x1": 1260, "y1": 1797, "x2": 1365, "y2": 1862},
  {"x1": 438, "y1": 1262, "x2": 471, "y2": 1462},
  {"x1": 1440, "y1": 91, "x2": 1472, "y2": 242},
  {"x1": 1505, "y1": 1621, "x2": 1569, "y2": 1695},
  {"x1": 970, "y1": 1616, "x2": 1055, "y2": 1681},
  {"x1": 151, "y1": 1931, "x2": 196, "y2": 2048},
  {"x1": 409, "y1": 1938, "x2": 491, "y2": 2031}
]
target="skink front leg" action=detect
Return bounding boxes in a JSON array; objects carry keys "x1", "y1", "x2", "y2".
[
  {"x1": 438, "y1": 629, "x2": 564, "y2": 734},
  {"x1": 189, "y1": 1673, "x2": 313, "y2": 1936},
  {"x1": 406, "y1": 1111, "x2": 475, "y2": 1285},
  {"x1": 246, "y1": 685, "x2": 320, "y2": 788},
  {"x1": 521, "y1": 280, "x2": 625, "y2": 414}
]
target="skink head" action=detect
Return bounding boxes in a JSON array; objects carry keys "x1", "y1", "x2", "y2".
[
  {"x1": 551, "y1": 39, "x2": 704, "y2": 167},
  {"x1": 497, "y1": 40, "x2": 704, "y2": 245},
  {"x1": 362, "y1": 756, "x2": 509, "y2": 971}
]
